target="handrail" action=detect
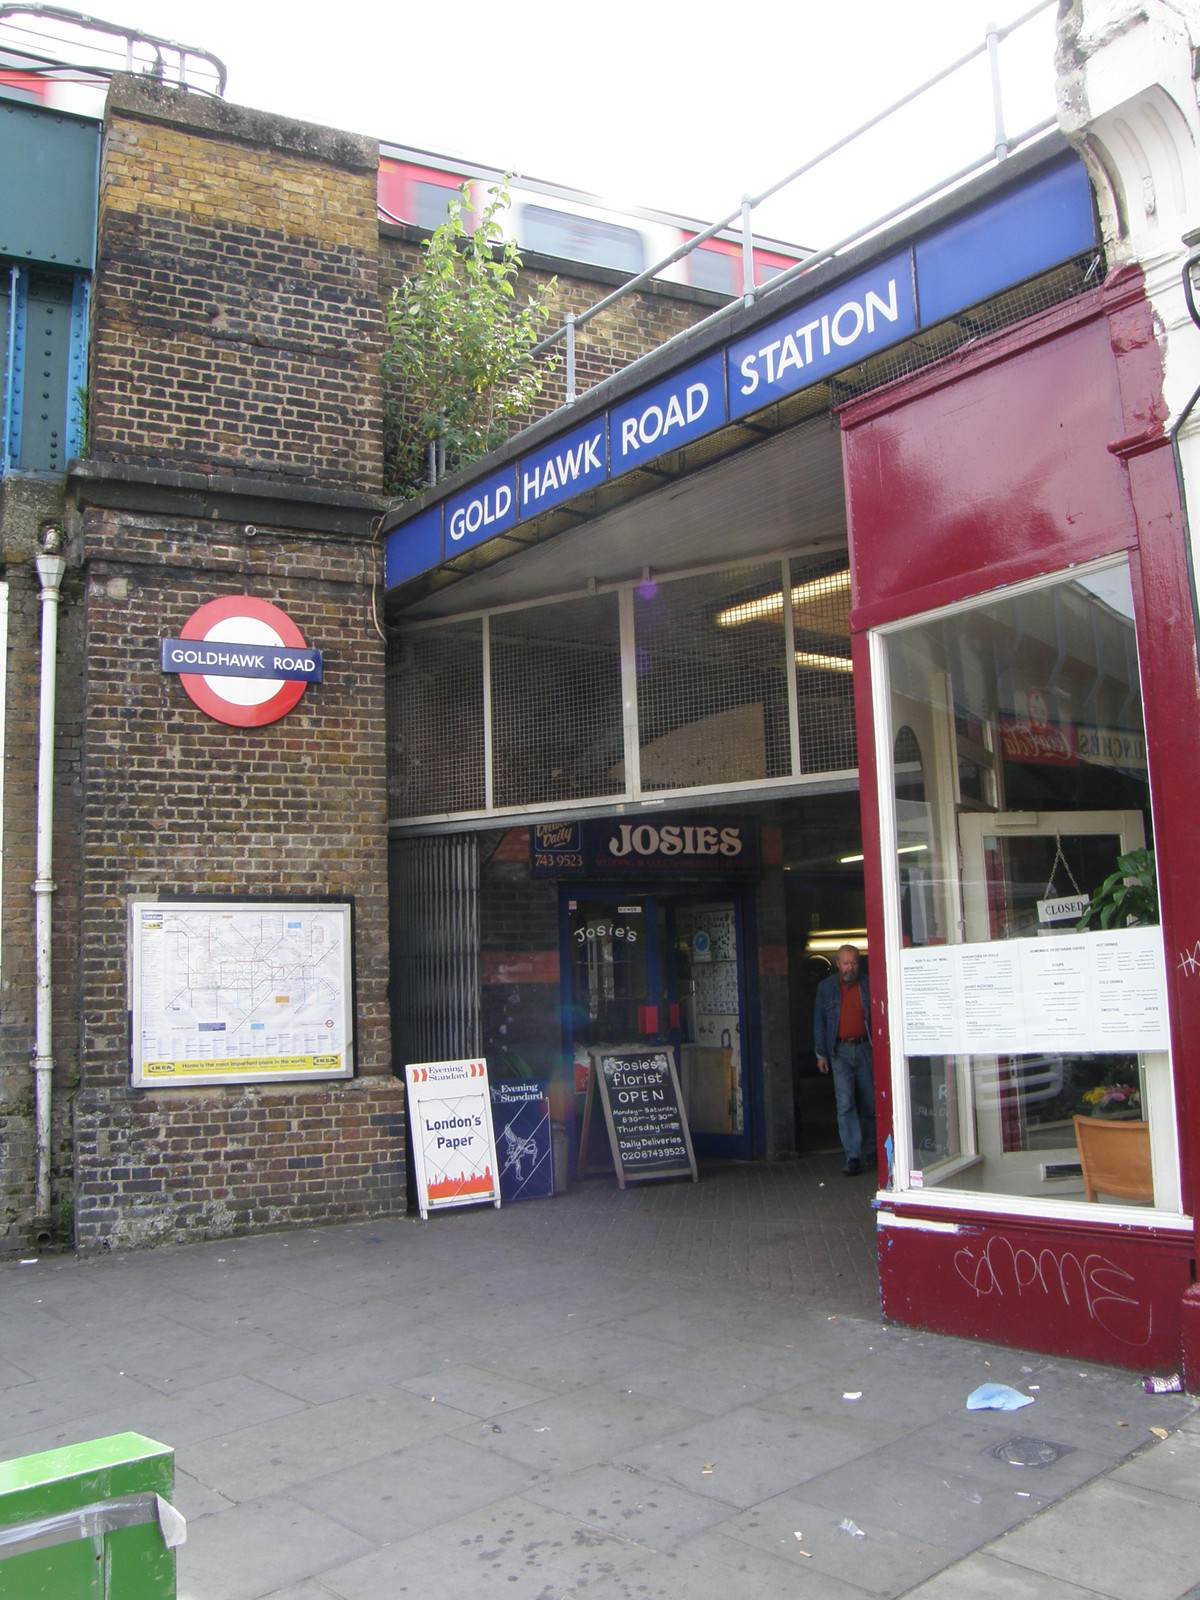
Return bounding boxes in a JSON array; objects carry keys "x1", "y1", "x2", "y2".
[
  {"x1": 528, "y1": 2, "x2": 1057, "y2": 404},
  {"x1": 0, "y1": 4, "x2": 227, "y2": 95}
]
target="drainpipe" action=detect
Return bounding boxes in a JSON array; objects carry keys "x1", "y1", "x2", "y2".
[{"x1": 32, "y1": 527, "x2": 65, "y2": 1242}]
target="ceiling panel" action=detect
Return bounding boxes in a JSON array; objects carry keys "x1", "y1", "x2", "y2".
[{"x1": 400, "y1": 413, "x2": 848, "y2": 620}]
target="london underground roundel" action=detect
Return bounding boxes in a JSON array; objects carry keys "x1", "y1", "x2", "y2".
[{"x1": 168, "y1": 595, "x2": 319, "y2": 728}]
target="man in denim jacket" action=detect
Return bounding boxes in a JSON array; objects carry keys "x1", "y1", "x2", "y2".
[{"x1": 814, "y1": 944, "x2": 876, "y2": 1177}]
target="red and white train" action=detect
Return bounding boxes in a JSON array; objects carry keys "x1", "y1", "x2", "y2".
[{"x1": 377, "y1": 143, "x2": 806, "y2": 295}]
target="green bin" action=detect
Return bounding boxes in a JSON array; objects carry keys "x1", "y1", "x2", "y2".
[{"x1": 0, "y1": 1433, "x2": 182, "y2": 1599}]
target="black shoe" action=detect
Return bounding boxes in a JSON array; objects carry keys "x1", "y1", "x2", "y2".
[{"x1": 842, "y1": 1158, "x2": 862, "y2": 1176}]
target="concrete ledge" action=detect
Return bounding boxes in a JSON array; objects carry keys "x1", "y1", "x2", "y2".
[
  {"x1": 68, "y1": 459, "x2": 384, "y2": 537},
  {"x1": 105, "y1": 74, "x2": 378, "y2": 173}
]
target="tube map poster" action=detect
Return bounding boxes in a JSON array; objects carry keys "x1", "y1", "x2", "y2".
[{"x1": 131, "y1": 900, "x2": 353, "y2": 1086}]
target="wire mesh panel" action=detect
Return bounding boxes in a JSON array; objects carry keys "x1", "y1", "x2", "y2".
[
  {"x1": 389, "y1": 833, "x2": 480, "y2": 1067},
  {"x1": 790, "y1": 553, "x2": 856, "y2": 772},
  {"x1": 635, "y1": 565, "x2": 793, "y2": 791},
  {"x1": 490, "y1": 593, "x2": 625, "y2": 808},
  {"x1": 388, "y1": 620, "x2": 484, "y2": 819}
]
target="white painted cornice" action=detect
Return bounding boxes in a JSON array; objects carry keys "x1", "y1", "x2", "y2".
[{"x1": 1057, "y1": 0, "x2": 1200, "y2": 263}]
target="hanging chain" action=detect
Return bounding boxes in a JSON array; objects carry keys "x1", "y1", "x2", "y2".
[{"x1": 1042, "y1": 833, "x2": 1083, "y2": 900}]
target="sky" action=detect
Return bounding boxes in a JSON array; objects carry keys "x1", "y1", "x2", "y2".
[{"x1": 4, "y1": 0, "x2": 1063, "y2": 248}]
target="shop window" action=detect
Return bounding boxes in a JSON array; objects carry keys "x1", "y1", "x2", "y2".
[{"x1": 876, "y1": 559, "x2": 1179, "y2": 1212}]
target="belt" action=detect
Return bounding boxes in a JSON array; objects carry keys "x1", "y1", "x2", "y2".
[{"x1": 837, "y1": 1035, "x2": 869, "y2": 1045}]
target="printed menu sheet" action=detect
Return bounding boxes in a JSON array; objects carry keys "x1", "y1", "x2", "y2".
[{"x1": 901, "y1": 927, "x2": 1168, "y2": 1056}]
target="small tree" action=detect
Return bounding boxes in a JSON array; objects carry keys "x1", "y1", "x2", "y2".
[{"x1": 382, "y1": 181, "x2": 557, "y2": 497}]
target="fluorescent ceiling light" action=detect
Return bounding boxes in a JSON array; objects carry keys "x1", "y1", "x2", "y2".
[
  {"x1": 795, "y1": 650, "x2": 853, "y2": 672},
  {"x1": 838, "y1": 845, "x2": 928, "y2": 864},
  {"x1": 716, "y1": 568, "x2": 851, "y2": 628},
  {"x1": 807, "y1": 932, "x2": 869, "y2": 954}
]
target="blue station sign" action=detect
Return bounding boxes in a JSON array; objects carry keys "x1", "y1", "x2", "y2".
[
  {"x1": 728, "y1": 251, "x2": 915, "y2": 418},
  {"x1": 384, "y1": 155, "x2": 1097, "y2": 594},
  {"x1": 609, "y1": 351, "x2": 727, "y2": 477},
  {"x1": 160, "y1": 639, "x2": 322, "y2": 681},
  {"x1": 520, "y1": 416, "x2": 607, "y2": 514},
  {"x1": 445, "y1": 466, "x2": 518, "y2": 555}
]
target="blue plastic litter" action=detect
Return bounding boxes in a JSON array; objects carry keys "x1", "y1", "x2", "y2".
[{"x1": 966, "y1": 1382, "x2": 1035, "y2": 1411}]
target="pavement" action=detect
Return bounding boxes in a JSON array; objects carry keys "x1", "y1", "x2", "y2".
[{"x1": 1, "y1": 1153, "x2": 1197, "y2": 1600}]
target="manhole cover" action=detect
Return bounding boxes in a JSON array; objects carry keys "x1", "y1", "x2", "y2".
[{"x1": 992, "y1": 1436, "x2": 1074, "y2": 1467}]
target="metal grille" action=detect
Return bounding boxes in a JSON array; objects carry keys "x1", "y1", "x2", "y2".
[
  {"x1": 389, "y1": 833, "x2": 480, "y2": 1067},
  {"x1": 635, "y1": 564, "x2": 792, "y2": 791},
  {"x1": 490, "y1": 593, "x2": 624, "y2": 808},
  {"x1": 790, "y1": 553, "x2": 856, "y2": 772},
  {"x1": 387, "y1": 620, "x2": 484, "y2": 818},
  {"x1": 830, "y1": 255, "x2": 1101, "y2": 405}
]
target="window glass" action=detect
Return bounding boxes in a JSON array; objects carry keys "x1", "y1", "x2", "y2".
[
  {"x1": 414, "y1": 180, "x2": 462, "y2": 231},
  {"x1": 880, "y1": 561, "x2": 1177, "y2": 1210},
  {"x1": 689, "y1": 247, "x2": 737, "y2": 294},
  {"x1": 518, "y1": 205, "x2": 645, "y2": 273}
]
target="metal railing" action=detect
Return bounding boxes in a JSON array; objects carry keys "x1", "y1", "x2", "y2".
[
  {"x1": 532, "y1": 1, "x2": 1057, "y2": 404},
  {"x1": 0, "y1": 4, "x2": 227, "y2": 96}
]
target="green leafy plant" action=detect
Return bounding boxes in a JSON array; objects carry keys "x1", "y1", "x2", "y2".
[
  {"x1": 381, "y1": 181, "x2": 557, "y2": 497},
  {"x1": 1076, "y1": 847, "x2": 1159, "y2": 930}
]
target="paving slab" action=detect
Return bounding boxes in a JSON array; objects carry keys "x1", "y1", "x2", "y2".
[
  {"x1": 900, "y1": 1549, "x2": 1098, "y2": 1599},
  {"x1": 455, "y1": 1383, "x2": 704, "y2": 1474},
  {"x1": 177, "y1": 1494, "x2": 374, "y2": 1600},
  {"x1": 719, "y1": 1485, "x2": 959, "y2": 1597},
  {"x1": 309, "y1": 1492, "x2": 648, "y2": 1599},
  {"x1": 288, "y1": 1435, "x2": 540, "y2": 1544},
  {"x1": 980, "y1": 1476, "x2": 1200, "y2": 1599},
  {"x1": 524, "y1": 1462, "x2": 737, "y2": 1550},
  {"x1": 620, "y1": 1401, "x2": 879, "y2": 1507},
  {"x1": 183, "y1": 1387, "x2": 475, "y2": 1501}
]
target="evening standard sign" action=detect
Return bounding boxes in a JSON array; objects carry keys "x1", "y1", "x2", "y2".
[
  {"x1": 130, "y1": 900, "x2": 353, "y2": 1086},
  {"x1": 406, "y1": 1058, "x2": 502, "y2": 1219}
]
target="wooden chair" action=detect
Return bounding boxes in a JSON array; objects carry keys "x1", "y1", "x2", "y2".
[{"x1": 1072, "y1": 1115, "x2": 1153, "y2": 1204}]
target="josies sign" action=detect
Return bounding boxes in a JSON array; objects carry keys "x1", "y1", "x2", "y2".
[
  {"x1": 530, "y1": 816, "x2": 760, "y2": 877},
  {"x1": 161, "y1": 595, "x2": 322, "y2": 727}
]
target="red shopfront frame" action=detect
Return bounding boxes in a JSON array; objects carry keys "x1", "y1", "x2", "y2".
[{"x1": 840, "y1": 266, "x2": 1200, "y2": 1372}]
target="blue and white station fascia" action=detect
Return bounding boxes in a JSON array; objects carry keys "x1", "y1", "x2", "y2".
[{"x1": 383, "y1": 148, "x2": 1098, "y2": 595}]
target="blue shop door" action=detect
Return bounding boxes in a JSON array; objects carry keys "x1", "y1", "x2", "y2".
[{"x1": 562, "y1": 890, "x2": 760, "y2": 1162}]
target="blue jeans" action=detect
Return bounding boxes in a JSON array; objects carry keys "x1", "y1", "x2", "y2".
[{"x1": 831, "y1": 1040, "x2": 876, "y2": 1163}]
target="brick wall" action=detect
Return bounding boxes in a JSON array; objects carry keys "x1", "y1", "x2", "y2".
[
  {"x1": 73, "y1": 1078, "x2": 404, "y2": 1249},
  {"x1": 69, "y1": 501, "x2": 403, "y2": 1251},
  {"x1": 90, "y1": 77, "x2": 383, "y2": 491}
]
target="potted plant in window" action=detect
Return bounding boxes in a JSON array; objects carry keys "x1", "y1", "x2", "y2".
[{"x1": 1075, "y1": 848, "x2": 1158, "y2": 931}]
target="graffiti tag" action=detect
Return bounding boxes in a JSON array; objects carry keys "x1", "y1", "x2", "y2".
[{"x1": 952, "y1": 1235, "x2": 1151, "y2": 1346}]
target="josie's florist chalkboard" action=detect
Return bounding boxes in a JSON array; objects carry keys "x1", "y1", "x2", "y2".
[{"x1": 579, "y1": 1046, "x2": 698, "y2": 1189}]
